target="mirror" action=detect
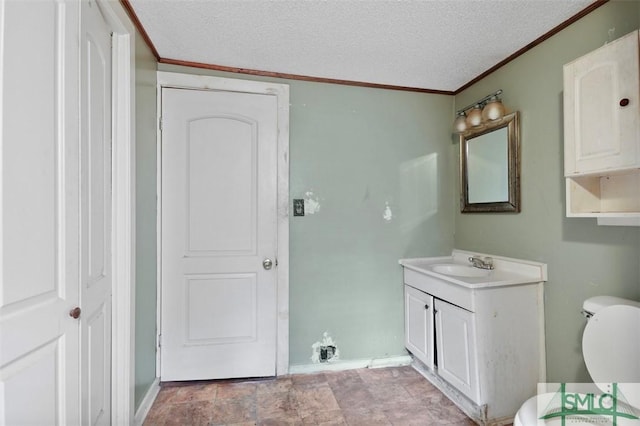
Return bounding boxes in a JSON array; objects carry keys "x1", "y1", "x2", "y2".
[{"x1": 460, "y1": 111, "x2": 520, "y2": 213}]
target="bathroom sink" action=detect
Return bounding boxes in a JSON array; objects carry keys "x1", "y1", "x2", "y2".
[
  {"x1": 400, "y1": 250, "x2": 548, "y2": 289},
  {"x1": 430, "y1": 263, "x2": 491, "y2": 278}
]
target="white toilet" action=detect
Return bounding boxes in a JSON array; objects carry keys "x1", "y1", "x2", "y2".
[{"x1": 514, "y1": 296, "x2": 640, "y2": 426}]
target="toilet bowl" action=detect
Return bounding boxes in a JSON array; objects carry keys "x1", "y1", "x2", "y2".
[{"x1": 514, "y1": 296, "x2": 640, "y2": 426}]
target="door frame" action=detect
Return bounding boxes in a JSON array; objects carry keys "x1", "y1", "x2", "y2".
[
  {"x1": 156, "y1": 71, "x2": 290, "y2": 377},
  {"x1": 95, "y1": 0, "x2": 136, "y2": 423}
]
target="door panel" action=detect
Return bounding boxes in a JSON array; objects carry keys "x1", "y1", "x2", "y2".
[
  {"x1": 80, "y1": 1, "x2": 112, "y2": 425},
  {"x1": 0, "y1": 1, "x2": 81, "y2": 424},
  {"x1": 87, "y1": 304, "x2": 108, "y2": 425},
  {"x1": 185, "y1": 274, "x2": 257, "y2": 343},
  {"x1": 186, "y1": 117, "x2": 257, "y2": 254},
  {"x1": 434, "y1": 299, "x2": 479, "y2": 403},
  {"x1": 161, "y1": 88, "x2": 278, "y2": 381},
  {"x1": 404, "y1": 286, "x2": 434, "y2": 369},
  {"x1": 2, "y1": 340, "x2": 62, "y2": 425}
]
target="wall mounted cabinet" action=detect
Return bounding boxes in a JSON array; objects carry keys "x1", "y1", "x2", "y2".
[{"x1": 563, "y1": 30, "x2": 640, "y2": 226}]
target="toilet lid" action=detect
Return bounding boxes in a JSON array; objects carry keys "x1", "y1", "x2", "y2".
[{"x1": 582, "y1": 305, "x2": 640, "y2": 385}]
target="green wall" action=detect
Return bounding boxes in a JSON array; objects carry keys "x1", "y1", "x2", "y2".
[
  {"x1": 286, "y1": 83, "x2": 454, "y2": 364},
  {"x1": 158, "y1": 63, "x2": 455, "y2": 366},
  {"x1": 454, "y1": 1, "x2": 640, "y2": 383},
  {"x1": 134, "y1": 31, "x2": 158, "y2": 409}
]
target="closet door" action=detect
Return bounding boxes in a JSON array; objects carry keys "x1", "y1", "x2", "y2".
[
  {"x1": 0, "y1": 1, "x2": 82, "y2": 424},
  {"x1": 79, "y1": 1, "x2": 113, "y2": 424},
  {"x1": 0, "y1": 1, "x2": 115, "y2": 424}
]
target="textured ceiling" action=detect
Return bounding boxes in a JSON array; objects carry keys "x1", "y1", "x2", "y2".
[{"x1": 128, "y1": 0, "x2": 596, "y2": 92}]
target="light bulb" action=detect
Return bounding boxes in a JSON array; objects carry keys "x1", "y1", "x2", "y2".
[
  {"x1": 482, "y1": 97, "x2": 505, "y2": 121},
  {"x1": 453, "y1": 112, "x2": 467, "y2": 133},
  {"x1": 466, "y1": 105, "x2": 483, "y2": 127}
]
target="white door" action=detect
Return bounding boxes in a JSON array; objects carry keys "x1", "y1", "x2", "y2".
[
  {"x1": 0, "y1": 1, "x2": 113, "y2": 424},
  {"x1": 80, "y1": 1, "x2": 113, "y2": 424},
  {"x1": 0, "y1": 1, "x2": 82, "y2": 424},
  {"x1": 161, "y1": 87, "x2": 279, "y2": 381},
  {"x1": 434, "y1": 299, "x2": 480, "y2": 403},
  {"x1": 404, "y1": 286, "x2": 434, "y2": 369}
]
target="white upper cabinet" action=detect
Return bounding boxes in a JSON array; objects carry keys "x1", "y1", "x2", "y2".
[
  {"x1": 564, "y1": 30, "x2": 639, "y2": 176},
  {"x1": 563, "y1": 30, "x2": 640, "y2": 226}
]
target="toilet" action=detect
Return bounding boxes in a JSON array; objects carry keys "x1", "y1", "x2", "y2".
[{"x1": 514, "y1": 296, "x2": 640, "y2": 426}]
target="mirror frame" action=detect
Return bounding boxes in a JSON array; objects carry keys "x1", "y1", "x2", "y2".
[{"x1": 460, "y1": 111, "x2": 520, "y2": 213}]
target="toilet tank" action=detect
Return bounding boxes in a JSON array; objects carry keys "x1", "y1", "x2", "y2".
[{"x1": 582, "y1": 295, "x2": 640, "y2": 318}]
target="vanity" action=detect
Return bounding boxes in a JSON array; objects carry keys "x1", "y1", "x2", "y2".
[{"x1": 399, "y1": 250, "x2": 547, "y2": 425}]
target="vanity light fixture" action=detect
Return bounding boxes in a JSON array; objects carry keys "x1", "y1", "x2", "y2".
[
  {"x1": 453, "y1": 111, "x2": 468, "y2": 133},
  {"x1": 453, "y1": 89, "x2": 505, "y2": 134},
  {"x1": 466, "y1": 104, "x2": 483, "y2": 127}
]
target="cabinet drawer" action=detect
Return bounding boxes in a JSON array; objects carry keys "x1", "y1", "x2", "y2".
[{"x1": 403, "y1": 268, "x2": 474, "y2": 312}]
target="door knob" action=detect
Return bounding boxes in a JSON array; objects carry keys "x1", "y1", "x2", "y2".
[
  {"x1": 263, "y1": 258, "x2": 273, "y2": 270},
  {"x1": 69, "y1": 307, "x2": 81, "y2": 319}
]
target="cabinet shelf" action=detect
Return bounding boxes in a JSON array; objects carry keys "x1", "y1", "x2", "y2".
[{"x1": 566, "y1": 169, "x2": 640, "y2": 217}]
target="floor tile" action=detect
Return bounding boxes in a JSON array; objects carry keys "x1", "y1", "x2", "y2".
[
  {"x1": 383, "y1": 402, "x2": 436, "y2": 426},
  {"x1": 332, "y1": 385, "x2": 376, "y2": 411},
  {"x1": 160, "y1": 400, "x2": 215, "y2": 426},
  {"x1": 300, "y1": 409, "x2": 347, "y2": 425},
  {"x1": 291, "y1": 372, "x2": 328, "y2": 388},
  {"x1": 368, "y1": 382, "x2": 414, "y2": 406},
  {"x1": 209, "y1": 397, "x2": 257, "y2": 425},
  {"x1": 216, "y1": 381, "x2": 258, "y2": 400},
  {"x1": 154, "y1": 382, "x2": 218, "y2": 404},
  {"x1": 257, "y1": 390, "x2": 298, "y2": 420},
  {"x1": 325, "y1": 369, "x2": 366, "y2": 389},
  {"x1": 342, "y1": 407, "x2": 391, "y2": 426},
  {"x1": 257, "y1": 377, "x2": 293, "y2": 395},
  {"x1": 293, "y1": 383, "x2": 340, "y2": 417}
]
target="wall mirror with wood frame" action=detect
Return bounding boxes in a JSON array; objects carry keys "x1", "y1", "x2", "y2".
[{"x1": 460, "y1": 111, "x2": 520, "y2": 213}]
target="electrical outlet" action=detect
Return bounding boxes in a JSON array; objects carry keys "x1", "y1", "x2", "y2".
[{"x1": 293, "y1": 199, "x2": 305, "y2": 216}]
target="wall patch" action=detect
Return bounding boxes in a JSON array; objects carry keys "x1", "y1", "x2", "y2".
[
  {"x1": 383, "y1": 201, "x2": 393, "y2": 222},
  {"x1": 304, "y1": 191, "x2": 321, "y2": 215},
  {"x1": 311, "y1": 332, "x2": 340, "y2": 363}
]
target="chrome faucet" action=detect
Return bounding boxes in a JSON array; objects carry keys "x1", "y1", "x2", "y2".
[{"x1": 468, "y1": 256, "x2": 494, "y2": 270}]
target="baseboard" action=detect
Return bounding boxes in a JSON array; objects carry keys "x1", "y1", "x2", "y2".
[
  {"x1": 134, "y1": 377, "x2": 161, "y2": 426},
  {"x1": 288, "y1": 355, "x2": 412, "y2": 375}
]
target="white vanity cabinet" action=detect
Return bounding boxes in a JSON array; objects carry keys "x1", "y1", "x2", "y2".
[
  {"x1": 400, "y1": 250, "x2": 547, "y2": 426},
  {"x1": 563, "y1": 30, "x2": 640, "y2": 225},
  {"x1": 405, "y1": 287, "x2": 479, "y2": 401}
]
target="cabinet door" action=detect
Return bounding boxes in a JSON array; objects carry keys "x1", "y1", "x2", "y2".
[
  {"x1": 435, "y1": 299, "x2": 480, "y2": 403},
  {"x1": 564, "y1": 30, "x2": 639, "y2": 175},
  {"x1": 404, "y1": 286, "x2": 434, "y2": 369}
]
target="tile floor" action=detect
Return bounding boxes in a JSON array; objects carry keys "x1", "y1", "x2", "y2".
[{"x1": 143, "y1": 365, "x2": 478, "y2": 425}]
